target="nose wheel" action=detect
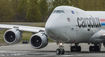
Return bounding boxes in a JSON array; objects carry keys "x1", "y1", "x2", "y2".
[
  {"x1": 56, "y1": 42, "x2": 65, "y2": 55},
  {"x1": 56, "y1": 48, "x2": 65, "y2": 55}
]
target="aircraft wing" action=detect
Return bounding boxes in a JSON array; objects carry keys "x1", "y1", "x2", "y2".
[
  {"x1": 90, "y1": 29, "x2": 105, "y2": 39},
  {"x1": 0, "y1": 24, "x2": 45, "y2": 32}
]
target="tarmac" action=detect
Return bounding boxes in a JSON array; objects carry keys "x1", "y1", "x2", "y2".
[{"x1": 0, "y1": 43, "x2": 105, "y2": 57}]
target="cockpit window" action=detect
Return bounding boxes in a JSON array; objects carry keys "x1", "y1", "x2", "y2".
[{"x1": 53, "y1": 10, "x2": 65, "y2": 13}]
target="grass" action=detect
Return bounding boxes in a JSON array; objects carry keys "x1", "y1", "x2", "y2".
[
  {"x1": 0, "y1": 29, "x2": 7, "y2": 43},
  {"x1": 0, "y1": 22, "x2": 54, "y2": 44}
]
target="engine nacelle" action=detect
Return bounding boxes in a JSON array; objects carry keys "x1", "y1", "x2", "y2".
[
  {"x1": 30, "y1": 32, "x2": 48, "y2": 49},
  {"x1": 4, "y1": 28, "x2": 22, "y2": 44}
]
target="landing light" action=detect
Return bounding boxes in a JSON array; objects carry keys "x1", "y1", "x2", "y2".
[{"x1": 60, "y1": 43, "x2": 63, "y2": 46}]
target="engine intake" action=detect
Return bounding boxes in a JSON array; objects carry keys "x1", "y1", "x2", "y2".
[
  {"x1": 30, "y1": 32, "x2": 48, "y2": 49},
  {"x1": 4, "y1": 28, "x2": 22, "y2": 44},
  {"x1": 5, "y1": 31, "x2": 15, "y2": 42}
]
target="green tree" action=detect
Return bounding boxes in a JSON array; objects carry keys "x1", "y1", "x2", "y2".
[
  {"x1": 78, "y1": 0, "x2": 84, "y2": 9},
  {"x1": 26, "y1": 0, "x2": 42, "y2": 22},
  {"x1": 70, "y1": 0, "x2": 79, "y2": 7},
  {"x1": 39, "y1": 0, "x2": 48, "y2": 21},
  {"x1": 0, "y1": 0, "x2": 14, "y2": 21},
  {"x1": 89, "y1": 0, "x2": 96, "y2": 11},
  {"x1": 61, "y1": 0, "x2": 71, "y2": 5},
  {"x1": 17, "y1": 0, "x2": 27, "y2": 21},
  {"x1": 96, "y1": 0, "x2": 103, "y2": 11},
  {"x1": 10, "y1": 0, "x2": 20, "y2": 21},
  {"x1": 53, "y1": 0, "x2": 71, "y2": 10},
  {"x1": 53, "y1": 0, "x2": 61, "y2": 9},
  {"x1": 101, "y1": 0, "x2": 105, "y2": 11},
  {"x1": 70, "y1": 0, "x2": 105, "y2": 11},
  {"x1": 47, "y1": 0, "x2": 54, "y2": 19}
]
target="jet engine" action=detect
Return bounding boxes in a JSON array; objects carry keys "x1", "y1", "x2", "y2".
[
  {"x1": 4, "y1": 28, "x2": 22, "y2": 44},
  {"x1": 30, "y1": 32, "x2": 48, "y2": 49}
]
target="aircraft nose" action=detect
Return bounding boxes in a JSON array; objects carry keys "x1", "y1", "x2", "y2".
[
  {"x1": 45, "y1": 13, "x2": 62, "y2": 39},
  {"x1": 45, "y1": 19, "x2": 59, "y2": 38},
  {"x1": 45, "y1": 21, "x2": 56, "y2": 32},
  {"x1": 45, "y1": 18, "x2": 69, "y2": 42}
]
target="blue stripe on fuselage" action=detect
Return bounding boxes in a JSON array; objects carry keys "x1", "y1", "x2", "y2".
[{"x1": 101, "y1": 22, "x2": 105, "y2": 26}]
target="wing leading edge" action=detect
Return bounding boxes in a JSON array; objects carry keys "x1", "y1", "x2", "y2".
[{"x1": 0, "y1": 24, "x2": 45, "y2": 32}]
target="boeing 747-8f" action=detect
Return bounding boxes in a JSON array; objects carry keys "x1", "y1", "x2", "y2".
[{"x1": 0, "y1": 6, "x2": 105, "y2": 55}]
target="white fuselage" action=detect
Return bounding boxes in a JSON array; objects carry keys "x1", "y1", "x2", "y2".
[{"x1": 45, "y1": 6, "x2": 105, "y2": 44}]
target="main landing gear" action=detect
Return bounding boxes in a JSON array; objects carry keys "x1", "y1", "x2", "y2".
[
  {"x1": 70, "y1": 43, "x2": 81, "y2": 52},
  {"x1": 89, "y1": 44, "x2": 101, "y2": 52},
  {"x1": 56, "y1": 42, "x2": 65, "y2": 55},
  {"x1": 56, "y1": 43, "x2": 101, "y2": 55}
]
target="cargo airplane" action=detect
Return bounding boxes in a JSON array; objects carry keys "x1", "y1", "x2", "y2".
[{"x1": 0, "y1": 6, "x2": 105, "y2": 55}]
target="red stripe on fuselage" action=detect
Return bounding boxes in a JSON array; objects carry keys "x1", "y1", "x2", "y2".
[{"x1": 100, "y1": 19, "x2": 105, "y2": 22}]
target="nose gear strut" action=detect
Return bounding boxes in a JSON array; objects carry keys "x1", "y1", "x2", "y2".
[{"x1": 56, "y1": 42, "x2": 65, "y2": 55}]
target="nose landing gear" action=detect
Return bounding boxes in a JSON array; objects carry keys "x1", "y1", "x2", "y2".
[{"x1": 56, "y1": 42, "x2": 65, "y2": 55}]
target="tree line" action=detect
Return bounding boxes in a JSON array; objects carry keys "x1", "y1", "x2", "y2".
[{"x1": 0, "y1": 0, "x2": 105, "y2": 22}]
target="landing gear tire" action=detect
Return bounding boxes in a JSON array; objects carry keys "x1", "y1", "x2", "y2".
[
  {"x1": 71, "y1": 46, "x2": 75, "y2": 52},
  {"x1": 61, "y1": 49, "x2": 65, "y2": 55},
  {"x1": 56, "y1": 48, "x2": 65, "y2": 55},
  {"x1": 71, "y1": 46, "x2": 81, "y2": 52},
  {"x1": 56, "y1": 42, "x2": 65, "y2": 55},
  {"x1": 96, "y1": 46, "x2": 100, "y2": 52},
  {"x1": 89, "y1": 46, "x2": 95, "y2": 52},
  {"x1": 56, "y1": 49, "x2": 61, "y2": 55},
  {"x1": 77, "y1": 46, "x2": 81, "y2": 52},
  {"x1": 89, "y1": 46, "x2": 94, "y2": 52},
  {"x1": 89, "y1": 46, "x2": 100, "y2": 52}
]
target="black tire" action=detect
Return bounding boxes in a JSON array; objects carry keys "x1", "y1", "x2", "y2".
[
  {"x1": 92, "y1": 46, "x2": 95, "y2": 52},
  {"x1": 89, "y1": 46, "x2": 92, "y2": 52},
  {"x1": 61, "y1": 49, "x2": 65, "y2": 55},
  {"x1": 95, "y1": 46, "x2": 100, "y2": 52},
  {"x1": 71, "y1": 46, "x2": 76, "y2": 52},
  {"x1": 71, "y1": 46, "x2": 73, "y2": 52},
  {"x1": 89, "y1": 46, "x2": 95, "y2": 52},
  {"x1": 56, "y1": 49, "x2": 61, "y2": 55},
  {"x1": 76, "y1": 46, "x2": 81, "y2": 52}
]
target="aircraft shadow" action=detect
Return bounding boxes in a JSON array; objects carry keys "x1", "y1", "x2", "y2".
[{"x1": 38, "y1": 51, "x2": 105, "y2": 53}]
